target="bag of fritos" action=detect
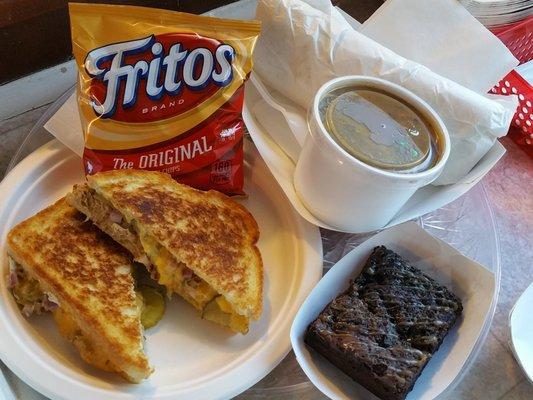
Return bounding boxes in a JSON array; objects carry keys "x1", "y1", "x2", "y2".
[{"x1": 69, "y1": 3, "x2": 261, "y2": 195}]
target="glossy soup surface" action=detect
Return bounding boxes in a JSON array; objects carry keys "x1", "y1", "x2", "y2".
[{"x1": 319, "y1": 87, "x2": 439, "y2": 173}]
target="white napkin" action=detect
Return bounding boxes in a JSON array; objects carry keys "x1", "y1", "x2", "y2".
[
  {"x1": 43, "y1": 93, "x2": 84, "y2": 157},
  {"x1": 253, "y1": 0, "x2": 518, "y2": 185},
  {"x1": 359, "y1": 0, "x2": 518, "y2": 93}
]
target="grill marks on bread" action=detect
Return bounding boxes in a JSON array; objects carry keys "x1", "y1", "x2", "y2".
[
  {"x1": 86, "y1": 170, "x2": 262, "y2": 320},
  {"x1": 110, "y1": 185, "x2": 249, "y2": 299},
  {"x1": 6, "y1": 198, "x2": 151, "y2": 382}
]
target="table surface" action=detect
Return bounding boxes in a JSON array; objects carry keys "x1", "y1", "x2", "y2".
[{"x1": 1, "y1": 95, "x2": 532, "y2": 400}]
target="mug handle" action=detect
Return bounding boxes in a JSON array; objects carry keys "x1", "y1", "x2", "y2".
[{"x1": 248, "y1": 74, "x2": 308, "y2": 163}]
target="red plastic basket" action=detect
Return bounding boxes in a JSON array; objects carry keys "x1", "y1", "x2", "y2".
[
  {"x1": 492, "y1": 70, "x2": 533, "y2": 155},
  {"x1": 490, "y1": 16, "x2": 533, "y2": 156},
  {"x1": 490, "y1": 16, "x2": 533, "y2": 64}
]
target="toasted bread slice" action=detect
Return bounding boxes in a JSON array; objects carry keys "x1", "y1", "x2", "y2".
[
  {"x1": 6, "y1": 198, "x2": 152, "y2": 383},
  {"x1": 67, "y1": 170, "x2": 263, "y2": 333}
]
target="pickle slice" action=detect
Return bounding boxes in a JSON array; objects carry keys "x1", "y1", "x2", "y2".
[{"x1": 138, "y1": 286, "x2": 165, "y2": 329}]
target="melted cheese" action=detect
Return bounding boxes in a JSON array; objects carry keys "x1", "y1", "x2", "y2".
[
  {"x1": 53, "y1": 307, "x2": 118, "y2": 373},
  {"x1": 138, "y1": 232, "x2": 248, "y2": 332},
  {"x1": 203, "y1": 296, "x2": 249, "y2": 334},
  {"x1": 139, "y1": 233, "x2": 217, "y2": 308}
]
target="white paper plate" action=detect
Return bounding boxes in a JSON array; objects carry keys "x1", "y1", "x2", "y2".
[
  {"x1": 509, "y1": 282, "x2": 533, "y2": 384},
  {"x1": 290, "y1": 222, "x2": 496, "y2": 400},
  {"x1": 0, "y1": 139, "x2": 323, "y2": 400}
]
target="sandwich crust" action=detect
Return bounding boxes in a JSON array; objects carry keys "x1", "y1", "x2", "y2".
[
  {"x1": 6, "y1": 198, "x2": 152, "y2": 382},
  {"x1": 85, "y1": 170, "x2": 263, "y2": 320}
]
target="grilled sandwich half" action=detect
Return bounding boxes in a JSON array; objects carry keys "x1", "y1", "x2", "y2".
[
  {"x1": 67, "y1": 170, "x2": 263, "y2": 334},
  {"x1": 6, "y1": 198, "x2": 152, "y2": 383}
]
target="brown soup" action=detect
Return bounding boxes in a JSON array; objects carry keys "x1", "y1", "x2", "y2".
[{"x1": 319, "y1": 87, "x2": 441, "y2": 173}]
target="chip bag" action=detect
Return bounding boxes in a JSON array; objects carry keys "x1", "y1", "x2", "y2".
[{"x1": 69, "y1": 3, "x2": 261, "y2": 195}]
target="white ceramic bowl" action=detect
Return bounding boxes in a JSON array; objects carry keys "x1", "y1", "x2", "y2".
[{"x1": 294, "y1": 76, "x2": 451, "y2": 232}]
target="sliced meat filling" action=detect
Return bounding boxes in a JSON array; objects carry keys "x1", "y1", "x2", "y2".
[
  {"x1": 8, "y1": 257, "x2": 59, "y2": 316},
  {"x1": 69, "y1": 184, "x2": 145, "y2": 260}
]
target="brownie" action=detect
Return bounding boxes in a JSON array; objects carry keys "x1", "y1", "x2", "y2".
[{"x1": 305, "y1": 246, "x2": 462, "y2": 400}]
